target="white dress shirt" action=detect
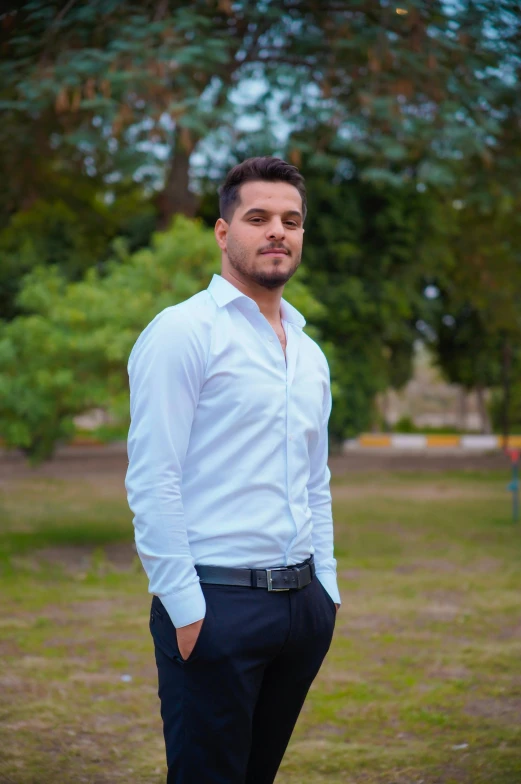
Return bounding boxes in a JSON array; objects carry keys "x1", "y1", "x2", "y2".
[{"x1": 125, "y1": 273, "x2": 340, "y2": 628}]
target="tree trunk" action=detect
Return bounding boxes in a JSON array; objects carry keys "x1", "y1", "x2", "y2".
[
  {"x1": 501, "y1": 337, "x2": 512, "y2": 450},
  {"x1": 458, "y1": 386, "x2": 467, "y2": 431},
  {"x1": 476, "y1": 385, "x2": 491, "y2": 434},
  {"x1": 156, "y1": 133, "x2": 198, "y2": 229}
]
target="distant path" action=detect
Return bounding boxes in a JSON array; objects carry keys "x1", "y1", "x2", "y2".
[
  {"x1": 0, "y1": 443, "x2": 510, "y2": 484},
  {"x1": 330, "y1": 449, "x2": 509, "y2": 475}
]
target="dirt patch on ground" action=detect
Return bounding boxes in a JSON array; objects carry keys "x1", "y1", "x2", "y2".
[
  {"x1": 393, "y1": 556, "x2": 502, "y2": 575},
  {"x1": 0, "y1": 444, "x2": 510, "y2": 488},
  {"x1": 35, "y1": 545, "x2": 93, "y2": 570},
  {"x1": 342, "y1": 613, "x2": 405, "y2": 633},
  {"x1": 0, "y1": 447, "x2": 129, "y2": 496},
  {"x1": 330, "y1": 450, "x2": 509, "y2": 475},
  {"x1": 0, "y1": 640, "x2": 23, "y2": 658},
  {"x1": 332, "y1": 482, "x2": 501, "y2": 501},
  {"x1": 465, "y1": 696, "x2": 521, "y2": 723},
  {"x1": 418, "y1": 601, "x2": 463, "y2": 621},
  {"x1": 427, "y1": 664, "x2": 471, "y2": 680},
  {"x1": 33, "y1": 542, "x2": 137, "y2": 574}
]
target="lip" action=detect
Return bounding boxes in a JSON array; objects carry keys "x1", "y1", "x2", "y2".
[{"x1": 260, "y1": 250, "x2": 289, "y2": 256}]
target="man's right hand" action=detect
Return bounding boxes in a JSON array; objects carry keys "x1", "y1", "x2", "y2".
[{"x1": 176, "y1": 617, "x2": 204, "y2": 661}]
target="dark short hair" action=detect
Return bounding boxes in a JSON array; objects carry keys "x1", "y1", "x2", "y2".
[{"x1": 219, "y1": 156, "x2": 307, "y2": 224}]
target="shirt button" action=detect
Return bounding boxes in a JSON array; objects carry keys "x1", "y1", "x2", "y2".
[
  {"x1": 289, "y1": 434, "x2": 293, "y2": 441},
  {"x1": 268, "y1": 336, "x2": 274, "y2": 342}
]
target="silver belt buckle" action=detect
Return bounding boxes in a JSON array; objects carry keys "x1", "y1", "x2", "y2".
[{"x1": 266, "y1": 567, "x2": 290, "y2": 591}]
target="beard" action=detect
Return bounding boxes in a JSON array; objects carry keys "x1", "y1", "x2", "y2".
[{"x1": 226, "y1": 237, "x2": 302, "y2": 290}]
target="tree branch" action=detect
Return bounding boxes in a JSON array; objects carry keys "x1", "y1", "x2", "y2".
[{"x1": 39, "y1": 0, "x2": 81, "y2": 65}]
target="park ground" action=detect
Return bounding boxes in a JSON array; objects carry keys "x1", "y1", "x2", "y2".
[{"x1": 0, "y1": 450, "x2": 520, "y2": 783}]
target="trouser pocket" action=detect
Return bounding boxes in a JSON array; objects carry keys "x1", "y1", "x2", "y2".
[
  {"x1": 316, "y1": 579, "x2": 337, "y2": 624},
  {"x1": 150, "y1": 596, "x2": 210, "y2": 665}
]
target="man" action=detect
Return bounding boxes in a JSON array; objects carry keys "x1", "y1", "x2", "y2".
[{"x1": 125, "y1": 156, "x2": 341, "y2": 784}]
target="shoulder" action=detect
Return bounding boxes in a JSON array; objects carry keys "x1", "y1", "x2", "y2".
[
  {"x1": 147, "y1": 289, "x2": 216, "y2": 335},
  {"x1": 128, "y1": 290, "x2": 216, "y2": 370}
]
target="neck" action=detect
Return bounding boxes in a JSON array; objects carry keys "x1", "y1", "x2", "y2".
[{"x1": 220, "y1": 269, "x2": 283, "y2": 324}]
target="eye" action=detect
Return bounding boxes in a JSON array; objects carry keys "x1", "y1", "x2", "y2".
[
  {"x1": 285, "y1": 221, "x2": 298, "y2": 227},
  {"x1": 249, "y1": 217, "x2": 264, "y2": 223}
]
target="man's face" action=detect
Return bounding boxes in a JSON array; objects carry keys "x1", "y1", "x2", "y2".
[{"x1": 215, "y1": 180, "x2": 304, "y2": 290}]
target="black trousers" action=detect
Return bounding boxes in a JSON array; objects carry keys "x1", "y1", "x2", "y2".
[{"x1": 149, "y1": 574, "x2": 336, "y2": 784}]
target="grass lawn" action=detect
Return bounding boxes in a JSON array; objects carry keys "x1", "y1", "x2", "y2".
[{"x1": 1, "y1": 466, "x2": 520, "y2": 783}]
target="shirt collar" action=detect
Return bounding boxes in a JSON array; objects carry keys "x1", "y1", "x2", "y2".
[{"x1": 208, "y1": 274, "x2": 306, "y2": 328}]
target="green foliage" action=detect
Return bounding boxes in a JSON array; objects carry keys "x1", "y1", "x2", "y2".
[
  {"x1": 433, "y1": 307, "x2": 503, "y2": 390},
  {"x1": 299, "y1": 172, "x2": 433, "y2": 439},
  {"x1": 392, "y1": 417, "x2": 480, "y2": 436},
  {"x1": 0, "y1": 191, "x2": 157, "y2": 320},
  {"x1": 393, "y1": 416, "x2": 416, "y2": 434},
  {"x1": 422, "y1": 193, "x2": 521, "y2": 435},
  {"x1": 0, "y1": 1, "x2": 240, "y2": 221},
  {"x1": 0, "y1": 216, "x2": 326, "y2": 463},
  {"x1": 3, "y1": 1, "x2": 520, "y2": 221},
  {"x1": 0, "y1": 200, "x2": 98, "y2": 320},
  {"x1": 0, "y1": 217, "x2": 215, "y2": 461}
]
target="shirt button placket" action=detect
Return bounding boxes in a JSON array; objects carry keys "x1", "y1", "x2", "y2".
[{"x1": 285, "y1": 351, "x2": 299, "y2": 559}]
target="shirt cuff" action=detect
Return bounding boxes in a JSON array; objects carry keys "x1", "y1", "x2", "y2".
[
  {"x1": 158, "y1": 581, "x2": 206, "y2": 628},
  {"x1": 316, "y1": 571, "x2": 341, "y2": 605}
]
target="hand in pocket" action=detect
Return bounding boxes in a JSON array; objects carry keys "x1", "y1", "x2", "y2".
[{"x1": 176, "y1": 617, "x2": 205, "y2": 661}]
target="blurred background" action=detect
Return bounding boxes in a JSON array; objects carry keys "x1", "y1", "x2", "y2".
[
  {"x1": 1, "y1": 3, "x2": 521, "y2": 783},
  {"x1": 1, "y1": 0, "x2": 521, "y2": 457}
]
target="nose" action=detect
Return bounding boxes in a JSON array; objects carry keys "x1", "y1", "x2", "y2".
[{"x1": 266, "y1": 218, "x2": 285, "y2": 240}]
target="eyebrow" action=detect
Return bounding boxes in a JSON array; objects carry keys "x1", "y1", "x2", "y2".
[{"x1": 242, "y1": 207, "x2": 302, "y2": 220}]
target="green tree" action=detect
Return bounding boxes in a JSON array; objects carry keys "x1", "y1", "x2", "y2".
[
  {"x1": 423, "y1": 190, "x2": 521, "y2": 437},
  {"x1": 0, "y1": 188, "x2": 156, "y2": 321},
  {"x1": 2, "y1": 1, "x2": 519, "y2": 226}
]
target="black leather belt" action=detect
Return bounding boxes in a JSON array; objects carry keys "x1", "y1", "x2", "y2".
[{"x1": 195, "y1": 556, "x2": 315, "y2": 592}]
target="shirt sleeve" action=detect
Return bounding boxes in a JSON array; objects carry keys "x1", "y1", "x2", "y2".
[
  {"x1": 125, "y1": 308, "x2": 208, "y2": 628},
  {"x1": 307, "y1": 362, "x2": 341, "y2": 606}
]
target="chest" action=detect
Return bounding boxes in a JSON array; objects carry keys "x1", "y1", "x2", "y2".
[{"x1": 198, "y1": 311, "x2": 326, "y2": 436}]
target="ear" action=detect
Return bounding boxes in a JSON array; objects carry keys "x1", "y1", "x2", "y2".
[{"x1": 214, "y1": 218, "x2": 228, "y2": 251}]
